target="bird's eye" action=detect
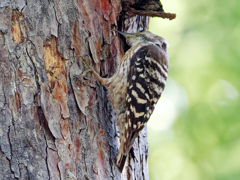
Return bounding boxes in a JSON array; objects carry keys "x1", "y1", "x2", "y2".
[
  {"x1": 156, "y1": 43, "x2": 160, "y2": 47},
  {"x1": 162, "y1": 42, "x2": 167, "y2": 50}
]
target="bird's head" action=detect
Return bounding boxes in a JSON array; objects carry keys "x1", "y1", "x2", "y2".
[{"x1": 117, "y1": 30, "x2": 168, "y2": 51}]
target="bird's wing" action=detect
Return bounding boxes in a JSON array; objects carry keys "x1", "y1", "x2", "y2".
[{"x1": 123, "y1": 44, "x2": 168, "y2": 154}]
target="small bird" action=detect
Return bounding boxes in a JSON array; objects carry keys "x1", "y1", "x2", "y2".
[{"x1": 82, "y1": 30, "x2": 169, "y2": 172}]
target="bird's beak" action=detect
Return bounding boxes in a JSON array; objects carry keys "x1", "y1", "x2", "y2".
[
  {"x1": 116, "y1": 31, "x2": 133, "y2": 38},
  {"x1": 116, "y1": 31, "x2": 134, "y2": 46}
]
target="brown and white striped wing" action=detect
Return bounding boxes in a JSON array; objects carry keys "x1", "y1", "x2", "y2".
[{"x1": 123, "y1": 44, "x2": 168, "y2": 154}]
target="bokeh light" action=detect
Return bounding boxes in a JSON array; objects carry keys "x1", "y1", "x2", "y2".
[{"x1": 148, "y1": 0, "x2": 240, "y2": 179}]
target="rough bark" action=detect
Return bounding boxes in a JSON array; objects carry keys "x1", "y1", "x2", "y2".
[{"x1": 0, "y1": 0, "x2": 171, "y2": 179}]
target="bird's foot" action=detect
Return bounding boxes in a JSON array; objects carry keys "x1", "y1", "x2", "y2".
[{"x1": 81, "y1": 55, "x2": 94, "y2": 76}]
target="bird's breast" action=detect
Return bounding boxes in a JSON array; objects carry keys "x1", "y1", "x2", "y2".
[{"x1": 107, "y1": 59, "x2": 130, "y2": 115}]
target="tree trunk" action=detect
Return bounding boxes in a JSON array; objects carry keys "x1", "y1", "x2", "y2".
[{"x1": 0, "y1": 0, "x2": 166, "y2": 179}]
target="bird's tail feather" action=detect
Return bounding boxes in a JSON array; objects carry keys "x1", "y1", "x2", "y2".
[{"x1": 116, "y1": 152, "x2": 127, "y2": 172}]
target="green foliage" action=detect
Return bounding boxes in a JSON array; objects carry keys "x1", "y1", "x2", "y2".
[{"x1": 148, "y1": 0, "x2": 240, "y2": 179}]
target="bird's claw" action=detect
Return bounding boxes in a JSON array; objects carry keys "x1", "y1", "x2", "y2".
[
  {"x1": 81, "y1": 55, "x2": 94, "y2": 76},
  {"x1": 82, "y1": 69, "x2": 93, "y2": 76}
]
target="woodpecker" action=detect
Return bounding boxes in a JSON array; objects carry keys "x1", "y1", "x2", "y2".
[{"x1": 82, "y1": 30, "x2": 169, "y2": 172}]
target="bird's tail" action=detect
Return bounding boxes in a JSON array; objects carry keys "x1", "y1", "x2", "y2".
[
  {"x1": 116, "y1": 131, "x2": 139, "y2": 172},
  {"x1": 116, "y1": 151, "x2": 127, "y2": 172},
  {"x1": 116, "y1": 136, "x2": 128, "y2": 172}
]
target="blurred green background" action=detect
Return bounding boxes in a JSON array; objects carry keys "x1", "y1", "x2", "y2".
[{"x1": 148, "y1": 0, "x2": 240, "y2": 179}]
